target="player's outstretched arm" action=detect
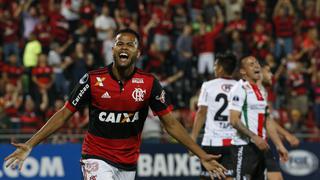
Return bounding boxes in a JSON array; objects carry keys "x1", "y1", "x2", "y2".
[
  {"x1": 266, "y1": 119, "x2": 288, "y2": 162},
  {"x1": 159, "y1": 112, "x2": 226, "y2": 179},
  {"x1": 4, "y1": 106, "x2": 74, "y2": 170},
  {"x1": 230, "y1": 110, "x2": 269, "y2": 151},
  {"x1": 274, "y1": 121, "x2": 300, "y2": 147},
  {"x1": 190, "y1": 106, "x2": 207, "y2": 142}
]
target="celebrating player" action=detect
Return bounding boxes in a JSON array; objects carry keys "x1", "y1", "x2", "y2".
[
  {"x1": 4, "y1": 29, "x2": 226, "y2": 180},
  {"x1": 191, "y1": 52, "x2": 237, "y2": 180}
]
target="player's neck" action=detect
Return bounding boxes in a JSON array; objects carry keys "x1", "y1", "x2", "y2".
[
  {"x1": 112, "y1": 65, "x2": 135, "y2": 81},
  {"x1": 244, "y1": 77, "x2": 257, "y2": 85}
]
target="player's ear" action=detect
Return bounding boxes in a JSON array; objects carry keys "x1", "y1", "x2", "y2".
[
  {"x1": 239, "y1": 68, "x2": 246, "y2": 76},
  {"x1": 137, "y1": 50, "x2": 141, "y2": 59}
]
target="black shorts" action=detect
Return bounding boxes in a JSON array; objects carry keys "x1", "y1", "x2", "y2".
[
  {"x1": 200, "y1": 145, "x2": 234, "y2": 179},
  {"x1": 251, "y1": 149, "x2": 281, "y2": 180},
  {"x1": 231, "y1": 143, "x2": 265, "y2": 180},
  {"x1": 264, "y1": 149, "x2": 281, "y2": 172}
]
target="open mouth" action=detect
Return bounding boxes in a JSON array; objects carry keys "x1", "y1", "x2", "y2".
[
  {"x1": 254, "y1": 70, "x2": 260, "y2": 75},
  {"x1": 119, "y1": 53, "x2": 129, "y2": 61}
]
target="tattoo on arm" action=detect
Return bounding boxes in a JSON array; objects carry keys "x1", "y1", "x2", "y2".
[{"x1": 233, "y1": 120, "x2": 256, "y2": 139}]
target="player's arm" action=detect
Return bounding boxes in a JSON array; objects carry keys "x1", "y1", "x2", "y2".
[
  {"x1": 4, "y1": 105, "x2": 74, "y2": 170},
  {"x1": 150, "y1": 78, "x2": 226, "y2": 179},
  {"x1": 191, "y1": 83, "x2": 208, "y2": 142},
  {"x1": 274, "y1": 121, "x2": 300, "y2": 147},
  {"x1": 266, "y1": 118, "x2": 288, "y2": 162},
  {"x1": 4, "y1": 73, "x2": 91, "y2": 170},
  {"x1": 191, "y1": 106, "x2": 207, "y2": 142},
  {"x1": 159, "y1": 113, "x2": 226, "y2": 179}
]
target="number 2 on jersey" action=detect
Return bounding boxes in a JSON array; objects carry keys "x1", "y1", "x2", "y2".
[{"x1": 214, "y1": 93, "x2": 228, "y2": 121}]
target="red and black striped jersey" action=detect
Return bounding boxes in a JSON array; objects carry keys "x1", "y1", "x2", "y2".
[{"x1": 65, "y1": 64, "x2": 173, "y2": 170}]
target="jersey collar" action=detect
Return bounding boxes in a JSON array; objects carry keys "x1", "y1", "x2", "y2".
[{"x1": 107, "y1": 63, "x2": 137, "y2": 81}]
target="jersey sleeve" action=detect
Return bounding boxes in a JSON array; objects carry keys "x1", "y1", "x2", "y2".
[
  {"x1": 197, "y1": 82, "x2": 208, "y2": 106},
  {"x1": 228, "y1": 81, "x2": 246, "y2": 112},
  {"x1": 65, "y1": 73, "x2": 90, "y2": 112},
  {"x1": 149, "y1": 78, "x2": 173, "y2": 116}
]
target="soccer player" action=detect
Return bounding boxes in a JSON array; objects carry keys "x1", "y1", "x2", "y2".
[
  {"x1": 228, "y1": 56, "x2": 287, "y2": 180},
  {"x1": 191, "y1": 52, "x2": 238, "y2": 180},
  {"x1": 259, "y1": 62, "x2": 300, "y2": 180},
  {"x1": 4, "y1": 29, "x2": 226, "y2": 180}
]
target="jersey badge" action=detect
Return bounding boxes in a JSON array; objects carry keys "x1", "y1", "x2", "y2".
[
  {"x1": 132, "y1": 88, "x2": 146, "y2": 102},
  {"x1": 221, "y1": 84, "x2": 233, "y2": 92}
]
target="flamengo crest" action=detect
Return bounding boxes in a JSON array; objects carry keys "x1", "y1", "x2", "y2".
[{"x1": 132, "y1": 88, "x2": 146, "y2": 102}]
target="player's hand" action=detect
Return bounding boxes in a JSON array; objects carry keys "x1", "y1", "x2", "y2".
[
  {"x1": 277, "y1": 145, "x2": 289, "y2": 163},
  {"x1": 285, "y1": 134, "x2": 300, "y2": 147},
  {"x1": 251, "y1": 135, "x2": 269, "y2": 151},
  {"x1": 4, "y1": 142, "x2": 32, "y2": 171},
  {"x1": 200, "y1": 154, "x2": 226, "y2": 180}
]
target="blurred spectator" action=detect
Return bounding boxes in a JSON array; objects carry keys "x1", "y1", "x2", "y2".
[
  {"x1": 273, "y1": 0, "x2": 295, "y2": 60},
  {"x1": 33, "y1": 14, "x2": 51, "y2": 53},
  {"x1": 230, "y1": 30, "x2": 244, "y2": 59},
  {"x1": 94, "y1": 5, "x2": 117, "y2": 41},
  {"x1": 49, "y1": 2, "x2": 70, "y2": 44},
  {"x1": 48, "y1": 39, "x2": 73, "y2": 96},
  {"x1": 0, "y1": 9, "x2": 20, "y2": 63},
  {"x1": 176, "y1": 24, "x2": 193, "y2": 75},
  {"x1": 2, "y1": 54, "x2": 24, "y2": 92},
  {"x1": 192, "y1": 10, "x2": 223, "y2": 77},
  {"x1": 102, "y1": 30, "x2": 114, "y2": 66},
  {"x1": 61, "y1": 0, "x2": 81, "y2": 32},
  {"x1": 142, "y1": 108, "x2": 162, "y2": 143},
  {"x1": 151, "y1": 3, "x2": 173, "y2": 52},
  {"x1": 1, "y1": 83, "x2": 23, "y2": 130},
  {"x1": 251, "y1": 23, "x2": 270, "y2": 59},
  {"x1": 286, "y1": 60, "x2": 309, "y2": 125},
  {"x1": 23, "y1": 34, "x2": 42, "y2": 68},
  {"x1": 69, "y1": 42, "x2": 88, "y2": 87},
  {"x1": 31, "y1": 53, "x2": 54, "y2": 105},
  {"x1": 22, "y1": 0, "x2": 40, "y2": 40},
  {"x1": 203, "y1": 0, "x2": 220, "y2": 24},
  {"x1": 223, "y1": 0, "x2": 244, "y2": 23},
  {"x1": 145, "y1": 43, "x2": 165, "y2": 72},
  {"x1": 172, "y1": 5, "x2": 188, "y2": 36},
  {"x1": 19, "y1": 95, "x2": 43, "y2": 133}
]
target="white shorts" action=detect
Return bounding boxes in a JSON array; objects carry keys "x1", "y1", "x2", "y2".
[
  {"x1": 198, "y1": 52, "x2": 214, "y2": 74},
  {"x1": 81, "y1": 159, "x2": 136, "y2": 180}
]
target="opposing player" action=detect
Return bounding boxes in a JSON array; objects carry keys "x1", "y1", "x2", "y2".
[
  {"x1": 228, "y1": 56, "x2": 287, "y2": 180},
  {"x1": 4, "y1": 29, "x2": 226, "y2": 180},
  {"x1": 259, "y1": 61, "x2": 300, "y2": 180},
  {"x1": 191, "y1": 52, "x2": 238, "y2": 180}
]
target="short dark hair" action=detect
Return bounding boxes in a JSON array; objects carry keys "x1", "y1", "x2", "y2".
[
  {"x1": 115, "y1": 28, "x2": 140, "y2": 45},
  {"x1": 215, "y1": 52, "x2": 237, "y2": 75}
]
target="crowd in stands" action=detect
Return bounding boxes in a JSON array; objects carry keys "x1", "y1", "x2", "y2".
[{"x1": 0, "y1": 0, "x2": 320, "y2": 143}]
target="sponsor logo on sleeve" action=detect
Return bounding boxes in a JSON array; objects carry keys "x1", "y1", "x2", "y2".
[
  {"x1": 132, "y1": 88, "x2": 146, "y2": 102},
  {"x1": 72, "y1": 84, "x2": 89, "y2": 106},
  {"x1": 94, "y1": 77, "x2": 106, "y2": 87},
  {"x1": 155, "y1": 90, "x2": 166, "y2": 104},
  {"x1": 79, "y1": 73, "x2": 89, "y2": 84}
]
